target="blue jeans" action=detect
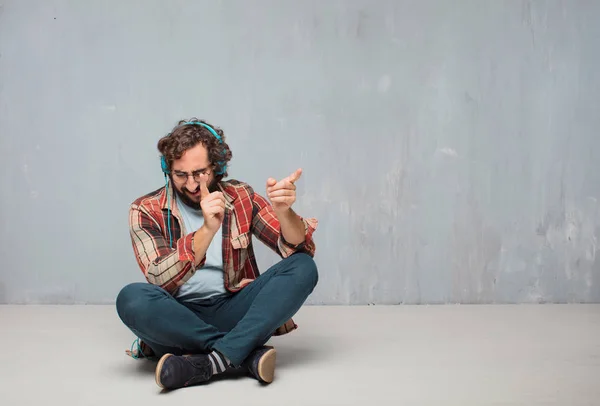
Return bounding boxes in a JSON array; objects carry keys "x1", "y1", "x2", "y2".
[{"x1": 116, "y1": 253, "x2": 318, "y2": 366}]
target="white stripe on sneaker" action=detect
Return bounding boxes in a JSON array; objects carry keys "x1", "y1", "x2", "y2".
[
  {"x1": 214, "y1": 353, "x2": 226, "y2": 372},
  {"x1": 208, "y1": 351, "x2": 229, "y2": 374},
  {"x1": 208, "y1": 353, "x2": 219, "y2": 374}
]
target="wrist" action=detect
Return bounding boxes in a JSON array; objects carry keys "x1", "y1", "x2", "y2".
[
  {"x1": 274, "y1": 206, "x2": 293, "y2": 217},
  {"x1": 192, "y1": 225, "x2": 218, "y2": 266},
  {"x1": 199, "y1": 224, "x2": 218, "y2": 238}
]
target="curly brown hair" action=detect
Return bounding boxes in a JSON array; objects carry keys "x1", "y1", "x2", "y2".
[{"x1": 157, "y1": 118, "x2": 233, "y2": 181}]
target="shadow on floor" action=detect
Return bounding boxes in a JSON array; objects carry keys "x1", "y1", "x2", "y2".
[
  {"x1": 156, "y1": 369, "x2": 249, "y2": 395},
  {"x1": 115, "y1": 357, "x2": 253, "y2": 386},
  {"x1": 273, "y1": 341, "x2": 334, "y2": 369},
  {"x1": 112, "y1": 338, "x2": 334, "y2": 386},
  {"x1": 133, "y1": 359, "x2": 157, "y2": 375}
]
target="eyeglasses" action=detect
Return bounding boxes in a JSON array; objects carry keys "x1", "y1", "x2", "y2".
[{"x1": 171, "y1": 167, "x2": 212, "y2": 183}]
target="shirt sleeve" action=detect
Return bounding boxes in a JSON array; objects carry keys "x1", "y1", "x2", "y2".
[
  {"x1": 128, "y1": 203, "x2": 205, "y2": 294},
  {"x1": 249, "y1": 190, "x2": 318, "y2": 258}
]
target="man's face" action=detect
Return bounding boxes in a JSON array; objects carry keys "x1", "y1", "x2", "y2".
[{"x1": 170, "y1": 143, "x2": 218, "y2": 210}]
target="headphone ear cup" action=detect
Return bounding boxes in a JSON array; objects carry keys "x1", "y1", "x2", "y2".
[
  {"x1": 218, "y1": 163, "x2": 227, "y2": 175},
  {"x1": 161, "y1": 156, "x2": 169, "y2": 174},
  {"x1": 217, "y1": 146, "x2": 227, "y2": 174}
]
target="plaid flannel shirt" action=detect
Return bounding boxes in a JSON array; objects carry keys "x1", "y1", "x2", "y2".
[{"x1": 128, "y1": 179, "x2": 318, "y2": 335}]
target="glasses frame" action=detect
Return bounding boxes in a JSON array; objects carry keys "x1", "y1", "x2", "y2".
[{"x1": 171, "y1": 166, "x2": 213, "y2": 184}]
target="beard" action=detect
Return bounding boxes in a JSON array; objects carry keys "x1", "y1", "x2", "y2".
[{"x1": 172, "y1": 177, "x2": 219, "y2": 210}]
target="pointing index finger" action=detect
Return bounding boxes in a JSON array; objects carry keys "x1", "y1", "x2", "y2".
[
  {"x1": 288, "y1": 168, "x2": 302, "y2": 184},
  {"x1": 199, "y1": 174, "x2": 210, "y2": 199}
]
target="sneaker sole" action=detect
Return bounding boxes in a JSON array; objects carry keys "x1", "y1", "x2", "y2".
[
  {"x1": 257, "y1": 347, "x2": 277, "y2": 383},
  {"x1": 155, "y1": 353, "x2": 174, "y2": 389}
]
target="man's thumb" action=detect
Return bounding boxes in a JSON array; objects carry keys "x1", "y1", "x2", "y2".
[{"x1": 266, "y1": 177, "x2": 277, "y2": 187}]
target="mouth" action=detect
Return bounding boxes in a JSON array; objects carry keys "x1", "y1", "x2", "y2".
[{"x1": 187, "y1": 189, "x2": 201, "y2": 198}]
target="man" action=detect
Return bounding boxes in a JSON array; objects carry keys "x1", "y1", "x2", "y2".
[{"x1": 116, "y1": 118, "x2": 318, "y2": 390}]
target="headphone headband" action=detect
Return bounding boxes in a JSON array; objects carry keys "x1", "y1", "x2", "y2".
[{"x1": 183, "y1": 121, "x2": 223, "y2": 143}]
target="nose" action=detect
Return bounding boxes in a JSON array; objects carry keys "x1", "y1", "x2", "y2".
[{"x1": 185, "y1": 176, "x2": 199, "y2": 190}]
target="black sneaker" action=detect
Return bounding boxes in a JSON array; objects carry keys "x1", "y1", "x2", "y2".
[
  {"x1": 244, "y1": 346, "x2": 277, "y2": 384},
  {"x1": 155, "y1": 353, "x2": 213, "y2": 390}
]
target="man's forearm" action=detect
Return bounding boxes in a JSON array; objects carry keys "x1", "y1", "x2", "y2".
[
  {"x1": 192, "y1": 226, "x2": 217, "y2": 266},
  {"x1": 275, "y1": 208, "x2": 305, "y2": 245}
]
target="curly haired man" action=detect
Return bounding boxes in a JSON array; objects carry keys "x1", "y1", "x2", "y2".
[{"x1": 116, "y1": 118, "x2": 319, "y2": 390}]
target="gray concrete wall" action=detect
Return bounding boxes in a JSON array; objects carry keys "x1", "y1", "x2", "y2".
[{"x1": 1, "y1": 0, "x2": 599, "y2": 304}]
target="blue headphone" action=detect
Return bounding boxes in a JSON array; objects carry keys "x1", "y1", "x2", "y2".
[{"x1": 161, "y1": 121, "x2": 227, "y2": 248}]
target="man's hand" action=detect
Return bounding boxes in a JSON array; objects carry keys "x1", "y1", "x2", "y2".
[
  {"x1": 266, "y1": 168, "x2": 306, "y2": 245},
  {"x1": 199, "y1": 175, "x2": 225, "y2": 234},
  {"x1": 266, "y1": 168, "x2": 302, "y2": 213}
]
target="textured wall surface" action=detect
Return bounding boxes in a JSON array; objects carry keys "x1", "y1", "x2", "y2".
[{"x1": 1, "y1": 0, "x2": 599, "y2": 304}]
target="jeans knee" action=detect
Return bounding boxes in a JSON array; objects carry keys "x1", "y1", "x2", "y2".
[
  {"x1": 116, "y1": 282, "x2": 154, "y2": 322},
  {"x1": 290, "y1": 252, "x2": 319, "y2": 288}
]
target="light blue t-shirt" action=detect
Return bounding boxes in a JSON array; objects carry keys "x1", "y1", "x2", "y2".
[{"x1": 174, "y1": 195, "x2": 229, "y2": 301}]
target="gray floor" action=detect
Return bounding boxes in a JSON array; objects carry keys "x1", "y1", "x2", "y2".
[{"x1": 1, "y1": 304, "x2": 599, "y2": 405}]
